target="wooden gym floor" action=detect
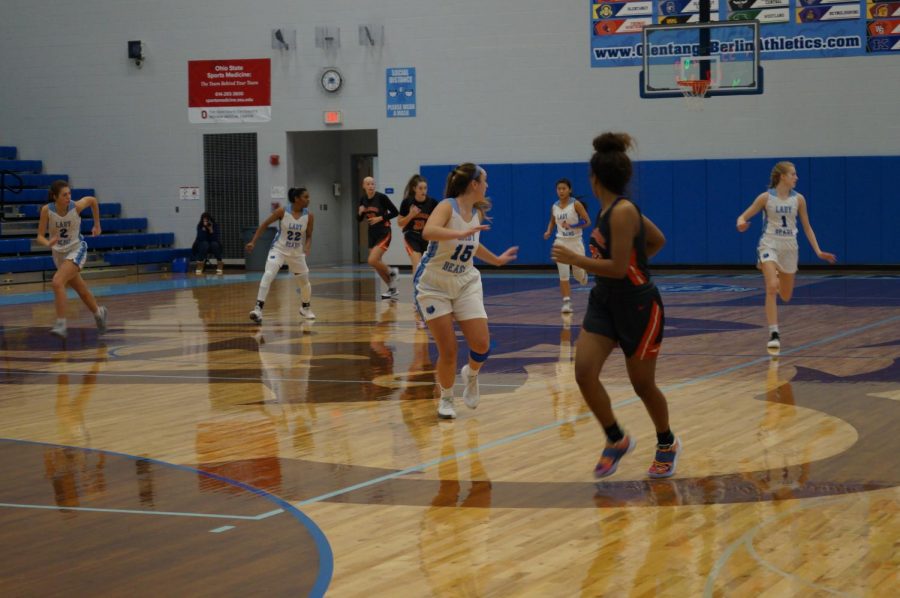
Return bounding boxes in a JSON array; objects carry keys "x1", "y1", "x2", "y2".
[{"x1": 0, "y1": 268, "x2": 898, "y2": 597}]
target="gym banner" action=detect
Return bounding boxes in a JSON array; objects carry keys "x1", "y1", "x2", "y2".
[
  {"x1": 188, "y1": 59, "x2": 271, "y2": 123},
  {"x1": 591, "y1": 0, "x2": 897, "y2": 66}
]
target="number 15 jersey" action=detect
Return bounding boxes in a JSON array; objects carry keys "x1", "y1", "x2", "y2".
[{"x1": 416, "y1": 198, "x2": 481, "y2": 287}]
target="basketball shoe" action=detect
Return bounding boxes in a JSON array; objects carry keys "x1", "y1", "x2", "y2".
[
  {"x1": 94, "y1": 306, "x2": 108, "y2": 335},
  {"x1": 648, "y1": 437, "x2": 682, "y2": 479},
  {"x1": 594, "y1": 435, "x2": 636, "y2": 478},
  {"x1": 50, "y1": 320, "x2": 67, "y2": 339},
  {"x1": 437, "y1": 396, "x2": 456, "y2": 419},
  {"x1": 461, "y1": 365, "x2": 480, "y2": 409},
  {"x1": 299, "y1": 303, "x2": 316, "y2": 320},
  {"x1": 767, "y1": 331, "x2": 781, "y2": 352}
]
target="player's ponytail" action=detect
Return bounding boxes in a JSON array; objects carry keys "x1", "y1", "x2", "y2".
[
  {"x1": 769, "y1": 162, "x2": 794, "y2": 189},
  {"x1": 589, "y1": 132, "x2": 634, "y2": 196},
  {"x1": 445, "y1": 162, "x2": 492, "y2": 221},
  {"x1": 287, "y1": 187, "x2": 307, "y2": 203}
]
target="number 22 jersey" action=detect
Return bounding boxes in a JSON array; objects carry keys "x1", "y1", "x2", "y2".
[{"x1": 270, "y1": 208, "x2": 309, "y2": 256}]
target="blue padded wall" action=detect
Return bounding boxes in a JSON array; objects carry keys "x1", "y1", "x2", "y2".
[{"x1": 421, "y1": 155, "x2": 898, "y2": 266}]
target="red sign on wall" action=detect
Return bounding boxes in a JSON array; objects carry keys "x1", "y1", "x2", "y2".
[{"x1": 188, "y1": 58, "x2": 271, "y2": 123}]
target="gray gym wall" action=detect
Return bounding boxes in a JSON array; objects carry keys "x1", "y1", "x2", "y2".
[{"x1": 1, "y1": 1, "x2": 898, "y2": 266}]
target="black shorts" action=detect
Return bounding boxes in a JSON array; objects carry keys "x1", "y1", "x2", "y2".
[
  {"x1": 403, "y1": 232, "x2": 428, "y2": 255},
  {"x1": 582, "y1": 283, "x2": 664, "y2": 360},
  {"x1": 368, "y1": 227, "x2": 392, "y2": 250}
]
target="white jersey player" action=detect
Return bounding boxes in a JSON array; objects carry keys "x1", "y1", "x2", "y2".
[
  {"x1": 543, "y1": 178, "x2": 591, "y2": 314},
  {"x1": 737, "y1": 161, "x2": 837, "y2": 352},
  {"x1": 414, "y1": 163, "x2": 518, "y2": 420},
  {"x1": 36, "y1": 180, "x2": 108, "y2": 339},
  {"x1": 246, "y1": 187, "x2": 316, "y2": 323}
]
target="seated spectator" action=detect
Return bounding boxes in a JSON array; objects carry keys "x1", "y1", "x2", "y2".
[{"x1": 193, "y1": 212, "x2": 224, "y2": 274}]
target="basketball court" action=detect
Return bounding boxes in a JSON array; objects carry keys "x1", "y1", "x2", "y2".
[{"x1": 1, "y1": 267, "x2": 898, "y2": 596}]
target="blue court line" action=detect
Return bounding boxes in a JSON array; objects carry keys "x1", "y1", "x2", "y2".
[
  {"x1": 2, "y1": 438, "x2": 332, "y2": 598},
  {"x1": 0, "y1": 502, "x2": 267, "y2": 520},
  {"x1": 703, "y1": 497, "x2": 855, "y2": 598},
  {"x1": 297, "y1": 312, "x2": 900, "y2": 506}
]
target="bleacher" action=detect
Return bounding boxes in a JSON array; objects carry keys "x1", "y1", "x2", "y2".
[{"x1": 0, "y1": 145, "x2": 190, "y2": 284}]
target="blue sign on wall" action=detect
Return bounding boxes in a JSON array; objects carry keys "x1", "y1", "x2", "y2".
[{"x1": 386, "y1": 67, "x2": 416, "y2": 117}]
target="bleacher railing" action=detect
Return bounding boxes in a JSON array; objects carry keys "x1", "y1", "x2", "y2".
[{"x1": 1, "y1": 169, "x2": 25, "y2": 225}]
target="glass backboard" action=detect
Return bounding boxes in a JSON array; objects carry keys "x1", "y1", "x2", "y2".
[{"x1": 640, "y1": 20, "x2": 762, "y2": 98}]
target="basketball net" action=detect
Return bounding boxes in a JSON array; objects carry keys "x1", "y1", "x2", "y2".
[{"x1": 676, "y1": 79, "x2": 710, "y2": 111}]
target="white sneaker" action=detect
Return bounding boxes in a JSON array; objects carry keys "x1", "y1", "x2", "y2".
[
  {"x1": 461, "y1": 365, "x2": 480, "y2": 409},
  {"x1": 195, "y1": 266, "x2": 203, "y2": 275},
  {"x1": 50, "y1": 321, "x2": 67, "y2": 339},
  {"x1": 574, "y1": 267, "x2": 588, "y2": 286},
  {"x1": 389, "y1": 267, "x2": 399, "y2": 282},
  {"x1": 381, "y1": 288, "x2": 400, "y2": 300},
  {"x1": 437, "y1": 396, "x2": 457, "y2": 419},
  {"x1": 94, "y1": 306, "x2": 108, "y2": 335},
  {"x1": 249, "y1": 306, "x2": 263, "y2": 324},
  {"x1": 216, "y1": 267, "x2": 224, "y2": 275},
  {"x1": 561, "y1": 299, "x2": 573, "y2": 314},
  {"x1": 299, "y1": 303, "x2": 316, "y2": 320}
]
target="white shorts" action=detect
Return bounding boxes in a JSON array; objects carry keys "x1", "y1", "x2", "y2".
[
  {"x1": 757, "y1": 237, "x2": 798, "y2": 274},
  {"x1": 414, "y1": 270, "x2": 487, "y2": 322},
  {"x1": 52, "y1": 241, "x2": 88, "y2": 270},
  {"x1": 553, "y1": 237, "x2": 586, "y2": 280},
  {"x1": 265, "y1": 249, "x2": 308, "y2": 276}
]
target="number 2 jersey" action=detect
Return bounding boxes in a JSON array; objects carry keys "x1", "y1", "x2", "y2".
[
  {"x1": 270, "y1": 208, "x2": 309, "y2": 256},
  {"x1": 415, "y1": 198, "x2": 481, "y2": 288},
  {"x1": 48, "y1": 200, "x2": 84, "y2": 253}
]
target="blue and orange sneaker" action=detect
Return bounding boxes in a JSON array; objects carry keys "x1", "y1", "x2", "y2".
[
  {"x1": 648, "y1": 437, "x2": 681, "y2": 479},
  {"x1": 594, "y1": 435, "x2": 636, "y2": 479}
]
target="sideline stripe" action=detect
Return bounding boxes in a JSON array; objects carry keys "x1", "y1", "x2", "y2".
[
  {"x1": 0, "y1": 438, "x2": 333, "y2": 598},
  {"x1": 298, "y1": 312, "x2": 900, "y2": 505},
  {"x1": 2, "y1": 271, "x2": 891, "y2": 307}
]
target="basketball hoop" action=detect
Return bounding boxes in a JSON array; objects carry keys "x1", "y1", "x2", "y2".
[{"x1": 676, "y1": 79, "x2": 710, "y2": 110}]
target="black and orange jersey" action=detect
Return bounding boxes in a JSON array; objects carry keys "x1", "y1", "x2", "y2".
[
  {"x1": 589, "y1": 196, "x2": 653, "y2": 291},
  {"x1": 358, "y1": 192, "x2": 398, "y2": 231},
  {"x1": 399, "y1": 196, "x2": 439, "y2": 235}
]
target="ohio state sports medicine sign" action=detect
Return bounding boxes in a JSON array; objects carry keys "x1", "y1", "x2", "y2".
[{"x1": 188, "y1": 59, "x2": 271, "y2": 123}]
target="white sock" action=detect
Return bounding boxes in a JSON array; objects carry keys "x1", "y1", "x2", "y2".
[
  {"x1": 563, "y1": 296, "x2": 571, "y2": 302},
  {"x1": 56, "y1": 318, "x2": 66, "y2": 326},
  {"x1": 769, "y1": 325, "x2": 779, "y2": 334},
  {"x1": 95, "y1": 308, "x2": 103, "y2": 317},
  {"x1": 440, "y1": 386, "x2": 453, "y2": 398}
]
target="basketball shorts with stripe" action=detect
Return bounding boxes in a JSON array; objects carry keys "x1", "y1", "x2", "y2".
[
  {"x1": 52, "y1": 240, "x2": 89, "y2": 270},
  {"x1": 582, "y1": 283, "x2": 665, "y2": 360},
  {"x1": 404, "y1": 232, "x2": 428, "y2": 255},
  {"x1": 368, "y1": 226, "x2": 392, "y2": 250}
]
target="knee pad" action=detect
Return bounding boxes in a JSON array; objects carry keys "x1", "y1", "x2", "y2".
[{"x1": 469, "y1": 348, "x2": 490, "y2": 363}]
